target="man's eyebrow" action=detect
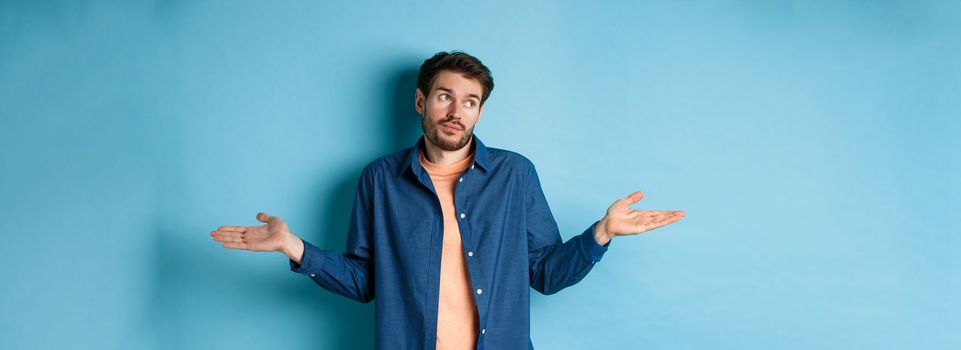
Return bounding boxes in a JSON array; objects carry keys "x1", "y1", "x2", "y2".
[{"x1": 435, "y1": 86, "x2": 481, "y2": 100}]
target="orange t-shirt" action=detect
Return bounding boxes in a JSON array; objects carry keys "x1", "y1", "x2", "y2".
[{"x1": 419, "y1": 150, "x2": 479, "y2": 350}]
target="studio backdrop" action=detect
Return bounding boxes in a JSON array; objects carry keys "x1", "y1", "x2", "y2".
[{"x1": 1, "y1": 1, "x2": 958, "y2": 349}]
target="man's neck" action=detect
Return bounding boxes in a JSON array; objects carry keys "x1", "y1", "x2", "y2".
[{"x1": 422, "y1": 135, "x2": 474, "y2": 165}]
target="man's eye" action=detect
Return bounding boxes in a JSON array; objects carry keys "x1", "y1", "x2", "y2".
[
  {"x1": 439, "y1": 94, "x2": 450, "y2": 102},
  {"x1": 465, "y1": 100, "x2": 476, "y2": 108}
]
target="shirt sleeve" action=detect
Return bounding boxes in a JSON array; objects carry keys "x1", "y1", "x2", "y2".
[
  {"x1": 288, "y1": 165, "x2": 376, "y2": 303},
  {"x1": 525, "y1": 162, "x2": 611, "y2": 295}
]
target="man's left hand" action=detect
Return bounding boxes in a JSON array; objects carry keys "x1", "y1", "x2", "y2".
[{"x1": 594, "y1": 191, "x2": 685, "y2": 246}]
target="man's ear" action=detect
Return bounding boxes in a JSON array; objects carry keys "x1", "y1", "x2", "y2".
[{"x1": 414, "y1": 88, "x2": 425, "y2": 116}]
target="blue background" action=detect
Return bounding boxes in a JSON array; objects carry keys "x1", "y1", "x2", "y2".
[{"x1": 2, "y1": 1, "x2": 959, "y2": 349}]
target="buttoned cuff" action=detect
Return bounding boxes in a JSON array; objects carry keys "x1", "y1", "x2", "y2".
[
  {"x1": 577, "y1": 220, "x2": 610, "y2": 263},
  {"x1": 289, "y1": 238, "x2": 322, "y2": 274}
]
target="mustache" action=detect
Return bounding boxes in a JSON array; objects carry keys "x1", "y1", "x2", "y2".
[{"x1": 439, "y1": 119, "x2": 465, "y2": 130}]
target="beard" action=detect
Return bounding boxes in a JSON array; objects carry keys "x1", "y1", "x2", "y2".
[{"x1": 421, "y1": 115, "x2": 474, "y2": 151}]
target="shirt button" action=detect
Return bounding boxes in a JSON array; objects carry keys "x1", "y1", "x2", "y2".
[
  {"x1": 476, "y1": 288, "x2": 483, "y2": 295},
  {"x1": 460, "y1": 213, "x2": 466, "y2": 219},
  {"x1": 467, "y1": 251, "x2": 473, "y2": 257},
  {"x1": 481, "y1": 329, "x2": 486, "y2": 334},
  {"x1": 309, "y1": 274, "x2": 315, "y2": 277},
  {"x1": 471, "y1": 164, "x2": 475, "y2": 169},
  {"x1": 458, "y1": 177, "x2": 463, "y2": 182}
]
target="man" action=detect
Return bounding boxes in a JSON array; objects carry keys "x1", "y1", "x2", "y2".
[{"x1": 210, "y1": 51, "x2": 685, "y2": 349}]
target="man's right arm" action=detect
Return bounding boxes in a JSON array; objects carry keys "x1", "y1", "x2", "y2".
[
  {"x1": 211, "y1": 166, "x2": 377, "y2": 303},
  {"x1": 284, "y1": 165, "x2": 377, "y2": 304}
]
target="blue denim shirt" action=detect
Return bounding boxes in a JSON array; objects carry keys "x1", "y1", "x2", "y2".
[{"x1": 289, "y1": 135, "x2": 610, "y2": 349}]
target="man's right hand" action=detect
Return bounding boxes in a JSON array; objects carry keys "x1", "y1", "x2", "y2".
[{"x1": 210, "y1": 212, "x2": 305, "y2": 264}]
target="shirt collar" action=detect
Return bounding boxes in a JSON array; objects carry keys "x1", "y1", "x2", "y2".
[{"x1": 399, "y1": 134, "x2": 491, "y2": 178}]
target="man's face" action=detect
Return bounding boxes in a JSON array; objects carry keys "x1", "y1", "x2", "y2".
[{"x1": 415, "y1": 70, "x2": 484, "y2": 152}]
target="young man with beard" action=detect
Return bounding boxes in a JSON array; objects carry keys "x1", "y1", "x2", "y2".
[{"x1": 210, "y1": 51, "x2": 685, "y2": 349}]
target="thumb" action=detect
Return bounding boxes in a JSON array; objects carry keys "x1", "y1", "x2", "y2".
[
  {"x1": 622, "y1": 191, "x2": 644, "y2": 205},
  {"x1": 256, "y1": 212, "x2": 273, "y2": 223}
]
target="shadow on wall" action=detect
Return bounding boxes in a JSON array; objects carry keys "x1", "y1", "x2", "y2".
[
  {"x1": 386, "y1": 65, "x2": 426, "y2": 151},
  {"x1": 146, "y1": 65, "x2": 422, "y2": 348}
]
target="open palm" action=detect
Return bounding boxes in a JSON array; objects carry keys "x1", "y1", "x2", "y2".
[
  {"x1": 601, "y1": 191, "x2": 685, "y2": 237},
  {"x1": 210, "y1": 212, "x2": 290, "y2": 252}
]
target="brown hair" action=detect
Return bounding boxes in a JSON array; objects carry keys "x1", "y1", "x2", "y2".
[{"x1": 417, "y1": 51, "x2": 494, "y2": 106}]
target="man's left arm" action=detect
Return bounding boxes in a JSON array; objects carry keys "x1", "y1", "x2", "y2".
[{"x1": 525, "y1": 164, "x2": 685, "y2": 295}]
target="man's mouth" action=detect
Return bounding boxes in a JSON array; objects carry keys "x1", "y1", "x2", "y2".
[{"x1": 441, "y1": 121, "x2": 462, "y2": 132}]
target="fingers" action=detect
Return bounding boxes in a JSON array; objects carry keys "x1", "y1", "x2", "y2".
[
  {"x1": 222, "y1": 242, "x2": 249, "y2": 250},
  {"x1": 623, "y1": 210, "x2": 684, "y2": 233},
  {"x1": 645, "y1": 210, "x2": 685, "y2": 216},
  {"x1": 211, "y1": 226, "x2": 245, "y2": 243},
  {"x1": 649, "y1": 210, "x2": 685, "y2": 218},
  {"x1": 210, "y1": 230, "x2": 244, "y2": 243},
  {"x1": 212, "y1": 216, "x2": 276, "y2": 251},
  {"x1": 223, "y1": 240, "x2": 273, "y2": 252},
  {"x1": 211, "y1": 226, "x2": 245, "y2": 238},
  {"x1": 214, "y1": 232, "x2": 258, "y2": 250},
  {"x1": 650, "y1": 210, "x2": 685, "y2": 222},
  {"x1": 634, "y1": 210, "x2": 683, "y2": 219},
  {"x1": 659, "y1": 212, "x2": 684, "y2": 225},
  {"x1": 211, "y1": 227, "x2": 269, "y2": 242},
  {"x1": 645, "y1": 211, "x2": 685, "y2": 228}
]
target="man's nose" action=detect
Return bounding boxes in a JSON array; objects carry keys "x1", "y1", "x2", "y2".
[{"x1": 447, "y1": 101, "x2": 462, "y2": 119}]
